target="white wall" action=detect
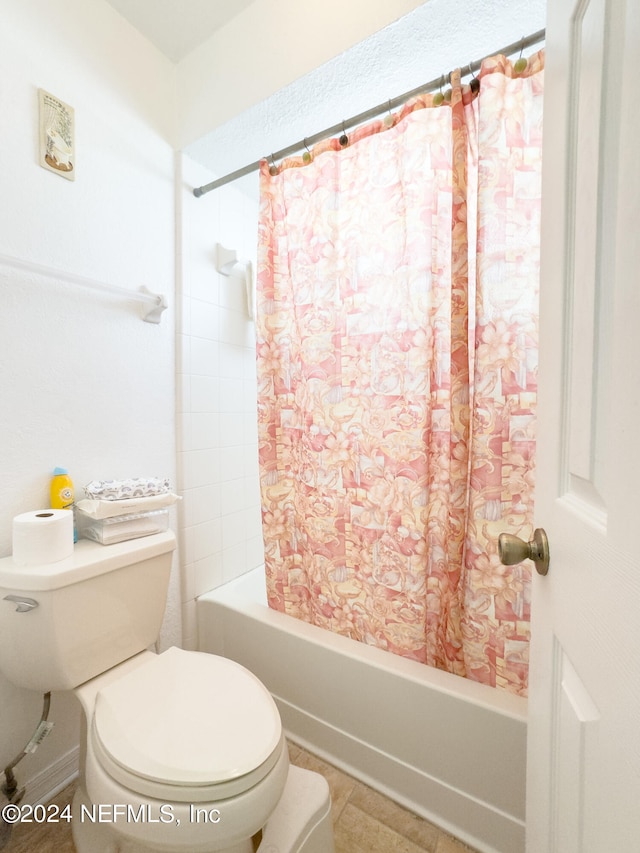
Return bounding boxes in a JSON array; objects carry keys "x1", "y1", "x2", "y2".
[{"x1": 0, "y1": 0, "x2": 176, "y2": 799}]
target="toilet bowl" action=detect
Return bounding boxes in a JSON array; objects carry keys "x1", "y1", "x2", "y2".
[
  {"x1": 0, "y1": 532, "x2": 335, "y2": 853},
  {"x1": 72, "y1": 647, "x2": 295, "y2": 852}
]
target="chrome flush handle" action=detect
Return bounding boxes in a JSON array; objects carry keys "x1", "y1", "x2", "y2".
[
  {"x1": 3, "y1": 595, "x2": 39, "y2": 613},
  {"x1": 498, "y1": 528, "x2": 550, "y2": 576}
]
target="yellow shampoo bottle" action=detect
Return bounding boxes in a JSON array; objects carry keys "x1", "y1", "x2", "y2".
[{"x1": 50, "y1": 467, "x2": 77, "y2": 542}]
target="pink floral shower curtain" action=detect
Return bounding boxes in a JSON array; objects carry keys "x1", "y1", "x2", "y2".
[{"x1": 256, "y1": 52, "x2": 544, "y2": 696}]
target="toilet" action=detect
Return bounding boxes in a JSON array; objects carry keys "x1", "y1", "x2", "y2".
[{"x1": 0, "y1": 531, "x2": 335, "y2": 853}]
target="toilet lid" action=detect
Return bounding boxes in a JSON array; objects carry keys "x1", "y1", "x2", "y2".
[{"x1": 93, "y1": 647, "x2": 282, "y2": 787}]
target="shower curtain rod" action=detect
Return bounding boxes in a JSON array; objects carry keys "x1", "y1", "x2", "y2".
[{"x1": 193, "y1": 27, "x2": 545, "y2": 198}]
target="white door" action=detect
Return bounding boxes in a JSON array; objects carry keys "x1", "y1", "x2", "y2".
[{"x1": 526, "y1": 0, "x2": 640, "y2": 850}]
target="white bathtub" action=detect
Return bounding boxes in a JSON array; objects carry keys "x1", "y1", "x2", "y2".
[{"x1": 197, "y1": 566, "x2": 527, "y2": 853}]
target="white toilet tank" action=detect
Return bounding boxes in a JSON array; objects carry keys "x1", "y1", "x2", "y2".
[{"x1": 0, "y1": 531, "x2": 176, "y2": 692}]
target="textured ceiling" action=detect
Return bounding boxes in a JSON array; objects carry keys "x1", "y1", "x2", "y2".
[
  {"x1": 185, "y1": 0, "x2": 547, "y2": 198},
  {"x1": 104, "y1": 0, "x2": 256, "y2": 61},
  {"x1": 101, "y1": 0, "x2": 547, "y2": 199}
]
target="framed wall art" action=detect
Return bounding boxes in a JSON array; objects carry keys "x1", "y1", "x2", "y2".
[{"x1": 38, "y1": 89, "x2": 75, "y2": 180}]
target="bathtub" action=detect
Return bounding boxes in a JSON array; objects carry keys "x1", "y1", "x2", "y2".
[{"x1": 197, "y1": 567, "x2": 527, "y2": 853}]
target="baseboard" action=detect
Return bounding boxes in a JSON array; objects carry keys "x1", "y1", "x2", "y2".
[
  {"x1": 277, "y1": 697, "x2": 525, "y2": 853},
  {"x1": 21, "y1": 746, "x2": 79, "y2": 806}
]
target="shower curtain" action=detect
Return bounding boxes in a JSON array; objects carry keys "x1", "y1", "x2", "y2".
[{"x1": 256, "y1": 52, "x2": 544, "y2": 696}]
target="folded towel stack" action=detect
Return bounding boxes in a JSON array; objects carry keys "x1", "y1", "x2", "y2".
[
  {"x1": 84, "y1": 477, "x2": 171, "y2": 501},
  {"x1": 76, "y1": 478, "x2": 179, "y2": 545}
]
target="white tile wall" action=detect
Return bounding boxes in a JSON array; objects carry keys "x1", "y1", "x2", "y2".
[{"x1": 177, "y1": 154, "x2": 262, "y2": 649}]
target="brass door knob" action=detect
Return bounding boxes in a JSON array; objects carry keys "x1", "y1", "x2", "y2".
[{"x1": 498, "y1": 528, "x2": 550, "y2": 576}]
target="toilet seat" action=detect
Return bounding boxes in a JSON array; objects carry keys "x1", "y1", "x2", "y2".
[{"x1": 91, "y1": 647, "x2": 284, "y2": 801}]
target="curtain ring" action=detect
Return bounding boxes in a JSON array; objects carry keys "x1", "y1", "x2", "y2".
[
  {"x1": 514, "y1": 36, "x2": 528, "y2": 73},
  {"x1": 302, "y1": 138, "x2": 312, "y2": 164},
  {"x1": 268, "y1": 153, "x2": 278, "y2": 176},
  {"x1": 383, "y1": 99, "x2": 394, "y2": 127},
  {"x1": 339, "y1": 121, "x2": 349, "y2": 147},
  {"x1": 469, "y1": 60, "x2": 480, "y2": 94},
  {"x1": 443, "y1": 71, "x2": 453, "y2": 104}
]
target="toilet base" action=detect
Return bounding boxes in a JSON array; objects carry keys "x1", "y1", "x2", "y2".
[
  {"x1": 259, "y1": 765, "x2": 335, "y2": 853},
  {"x1": 72, "y1": 765, "x2": 334, "y2": 853}
]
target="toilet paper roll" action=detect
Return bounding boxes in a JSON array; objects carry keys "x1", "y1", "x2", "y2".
[{"x1": 12, "y1": 509, "x2": 74, "y2": 567}]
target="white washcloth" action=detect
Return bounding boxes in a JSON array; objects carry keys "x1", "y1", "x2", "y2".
[
  {"x1": 84, "y1": 477, "x2": 170, "y2": 501},
  {"x1": 77, "y1": 492, "x2": 180, "y2": 519},
  {"x1": 78, "y1": 509, "x2": 169, "y2": 545}
]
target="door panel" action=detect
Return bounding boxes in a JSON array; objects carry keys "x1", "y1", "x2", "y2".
[
  {"x1": 527, "y1": 0, "x2": 640, "y2": 850},
  {"x1": 564, "y1": 0, "x2": 608, "y2": 509}
]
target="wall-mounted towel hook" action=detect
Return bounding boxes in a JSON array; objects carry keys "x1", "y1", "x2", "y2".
[
  {"x1": 215, "y1": 244, "x2": 238, "y2": 276},
  {"x1": 215, "y1": 243, "x2": 255, "y2": 321}
]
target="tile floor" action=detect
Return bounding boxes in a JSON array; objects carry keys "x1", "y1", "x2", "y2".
[
  {"x1": 2, "y1": 741, "x2": 479, "y2": 853},
  {"x1": 288, "y1": 743, "x2": 479, "y2": 853}
]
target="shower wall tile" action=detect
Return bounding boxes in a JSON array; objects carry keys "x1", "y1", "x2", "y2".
[
  {"x1": 243, "y1": 418, "x2": 259, "y2": 449},
  {"x1": 191, "y1": 337, "x2": 219, "y2": 376},
  {"x1": 244, "y1": 349, "x2": 258, "y2": 381},
  {"x1": 177, "y1": 333, "x2": 191, "y2": 373},
  {"x1": 191, "y1": 375, "x2": 219, "y2": 412},
  {"x1": 183, "y1": 448, "x2": 221, "y2": 489},
  {"x1": 179, "y1": 524, "x2": 195, "y2": 567},
  {"x1": 219, "y1": 305, "x2": 253, "y2": 347},
  {"x1": 182, "y1": 484, "x2": 221, "y2": 527},
  {"x1": 219, "y1": 445, "x2": 247, "y2": 483},
  {"x1": 242, "y1": 447, "x2": 260, "y2": 480},
  {"x1": 190, "y1": 266, "x2": 219, "y2": 305},
  {"x1": 222, "y1": 542, "x2": 246, "y2": 583},
  {"x1": 247, "y1": 533, "x2": 265, "y2": 569},
  {"x1": 191, "y1": 412, "x2": 220, "y2": 450},
  {"x1": 181, "y1": 599, "x2": 198, "y2": 652},
  {"x1": 179, "y1": 293, "x2": 192, "y2": 336},
  {"x1": 219, "y1": 342, "x2": 246, "y2": 379},
  {"x1": 177, "y1": 413, "x2": 191, "y2": 453},
  {"x1": 191, "y1": 373, "x2": 220, "y2": 413},
  {"x1": 177, "y1": 374, "x2": 190, "y2": 414},
  {"x1": 177, "y1": 154, "x2": 263, "y2": 648},
  {"x1": 190, "y1": 298, "x2": 219, "y2": 340},
  {"x1": 195, "y1": 553, "x2": 224, "y2": 597},
  {"x1": 244, "y1": 504, "x2": 263, "y2": 542},
  {"x1": 193, "y1": 517, "x2": 222, "y2": 562},
  {"x1": 180, "y1": 560, "x2": 195, "y2": 602},
  {"x1": 221, "y1": 477, "x2": 245, "y2": 515},
  {"x1": 219, "y1": 275, "x2": 247, "y2": 313},
  {"x1": 242, "y1": 377, "x2": 258, "y2": 411},
  {"x1": 219, "y1": 413, "x2": 246, "y2": 447},
  {"x1": 222, "y1": 509, "x2": 248, "y2": 551},
  {"x1": 216, "y1": 200, "x2": 245, "y2": 254},
  {"x1": 219, "y1": 377, "x2": 246, "y2": 413},
  {"x1": 244, "y1": 475, "x2": 260, "y2": 505}
]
